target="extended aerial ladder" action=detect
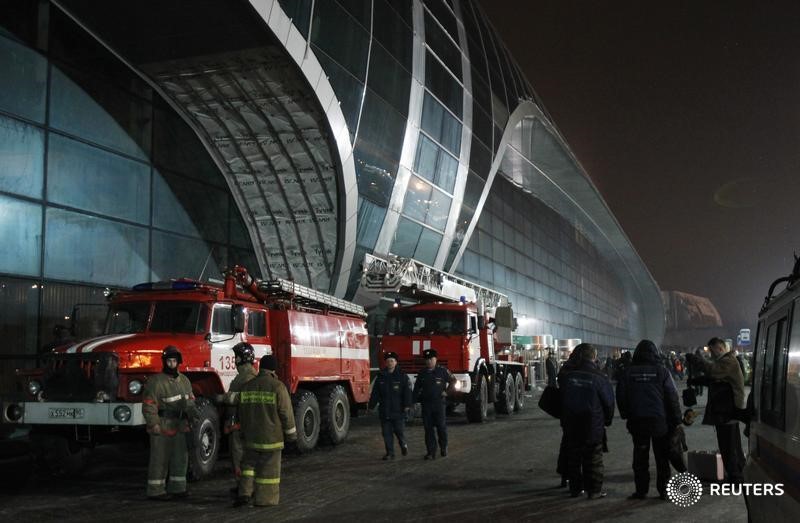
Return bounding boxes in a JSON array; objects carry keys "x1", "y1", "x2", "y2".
[{"x1": 361, "y1": 253, "x2": 509, "y2": 310}]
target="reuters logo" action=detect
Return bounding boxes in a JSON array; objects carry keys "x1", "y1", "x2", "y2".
[{"x1": 667, "y1": 472, "x2": 703, "y2": 507}]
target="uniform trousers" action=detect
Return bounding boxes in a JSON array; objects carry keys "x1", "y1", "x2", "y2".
[
  {"x1": 421, "y1": 406, "x2": 447, "y2": 455},
  {"x1": 631, "y1": 432, "x2": 671, "y2": 495},
  {"x1": 239, "y1": 448, "x2": 282, "y2": 506},
  {"x1": 147, "y1": 433, "x2": 188, "y2": 497},
  {"x1": 565, "y1": 437, "x2": 603, "y2": 496},
  {"x1": 381, "y1": 417, "x2": 407, "y2": 455}
]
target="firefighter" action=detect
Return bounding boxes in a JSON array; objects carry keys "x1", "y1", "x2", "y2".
[
  {"x1": 413, "y1": 349, "x2": 455, "y2": 459},
  {"x1": 234, "y1": 354, "x2": 297, "y2": 507},
  {"x1": 368, "y1": 351, "x2": 412, "y2": 460},
  {"x1": 142, "y1": 345, "x2": 199, "y2": 500},
  {"x1": 223, "y1": 342, "x2": 259, "y2": 495}
]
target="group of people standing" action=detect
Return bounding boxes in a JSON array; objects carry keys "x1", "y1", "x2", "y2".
[
  {"x1": 553, "y1": 337, "x2": 746, "y2": 500},
  {"x1": 142, "y1": 343, "x2": 297, "y2": 508},
  {"x1": 141, "y1": 335, "x2": 746, "y2": 508}
]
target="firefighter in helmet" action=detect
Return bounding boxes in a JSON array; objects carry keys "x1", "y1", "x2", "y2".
[
  {"x1": 224, "y1": 342, "x2": 259, "y2": 495},
  {"x1": 234, "y1": 354, "x2": 297, "y2": 507},
  {"x1": 142, "y1": 345, "x2": 199, "y2": 500},
  {"x1": 413, "y1": 349, "x2": 455, "y2": 459}
]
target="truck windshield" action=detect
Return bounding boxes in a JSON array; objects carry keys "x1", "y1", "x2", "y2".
[
  {"x1": 385, "y1": 310, "x2": 466, "y2": 335},
  {"x1": 106, "y1": 302, "x2": 150, "y2": 334},
  {"x1": 150, "y1": 301, "x2": 206, "y2": 334}
]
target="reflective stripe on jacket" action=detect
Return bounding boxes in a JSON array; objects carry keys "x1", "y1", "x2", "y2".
[
  {"x1": 142, "y1": 372, "x2": 197, "y2": 434},
  {"x1": 238, "y1": 370, "x2": 297, "y2": 451}
]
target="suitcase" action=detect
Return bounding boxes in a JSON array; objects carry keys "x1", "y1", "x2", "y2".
[{"x1": 687, "y1": 450, "x2": 724, "y2": 481}]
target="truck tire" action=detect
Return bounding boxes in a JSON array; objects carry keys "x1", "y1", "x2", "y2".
[
  {"x1": 465, "y1": 374, "x2": 488, "y2": 423},
  {"x1": 495, "y1": 373, "x2": 516, "y2": 415},
  {"x1": 30, "y1": 432, "x2": 91, "y2": 477},
  {"x1": 188, "y1": 398, "x2": 220, "y2": 480},
  {"x1": 514, "y1": 372, "x2": 525, "y2": 411},
  {"x1": 292, "y1": 389, "x2": 320, "y2": 452},
  {"x1": 318, "y1": 384, "x2": 350, "y2": 445}
]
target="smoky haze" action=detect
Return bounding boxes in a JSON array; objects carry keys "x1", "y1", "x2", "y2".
[{"x1": 478, "y1": 0, "x2": 800, "y2": 336}]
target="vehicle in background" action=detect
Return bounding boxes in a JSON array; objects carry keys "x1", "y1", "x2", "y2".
[{"x1": 361, "y1": 254, "x2": 529, "y2": 422}]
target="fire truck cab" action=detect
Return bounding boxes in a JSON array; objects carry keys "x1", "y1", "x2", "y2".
[
  {"x1": 2, "y1": 267, "x2": 369, "y2": 477},
  {"x1": 362, "y1": 254, "x2": 528, "y2": 423}
]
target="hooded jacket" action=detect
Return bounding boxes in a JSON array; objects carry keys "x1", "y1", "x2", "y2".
[
  {"x1": 616, "y1": 340, "x2": 682, "y2": 437},
  {"x1": 558, "y1": 358, "x2": 614, "y2": 445}
]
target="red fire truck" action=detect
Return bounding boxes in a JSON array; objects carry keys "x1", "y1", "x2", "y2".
[
  {"x1": 361, "y1": 254, "x2": 528, "y2": 422},
  {"x1": 2, "y1": 266, "x2": 370, "y2": 477}
]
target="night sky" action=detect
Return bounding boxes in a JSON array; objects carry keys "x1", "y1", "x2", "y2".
[{"x1": 479, "y1": 0, "x2": 800, "y2": 334}]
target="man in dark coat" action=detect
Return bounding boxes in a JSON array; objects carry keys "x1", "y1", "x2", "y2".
[
  {"x1": 369, "y1": 351, "x2": 412, "y2": 460},
  {"x1": 545, "y1": 349, "x2": 558, "y2": 386},
  {"x1": 413, "y1": 349, "x2": 455, "y2": 460},
  {"x1": 616, "y1": 339, "x2": 682, "y2": 500},
  {"x1": 687, "y1": 337, "x2": 746, "y2": 483},
  {"x1": 559, "y1": 343, "x2": 615, "y2": 499}
]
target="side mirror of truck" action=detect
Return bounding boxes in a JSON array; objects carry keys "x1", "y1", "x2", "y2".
[{"x1": 231, "y1": 304, "x2": 245, "y2": 333}]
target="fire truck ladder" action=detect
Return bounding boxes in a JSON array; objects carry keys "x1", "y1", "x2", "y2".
[
  {"x1": 258, "y1": 278, "x2": 367, "y2": 318},
  {"x1": 360, "y1": 253, "x2": 508, "y2": 308}
]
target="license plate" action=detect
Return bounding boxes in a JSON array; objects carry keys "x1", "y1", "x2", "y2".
[{"x1": 48, "y1": 407, "x2": 85, "y2": 419}]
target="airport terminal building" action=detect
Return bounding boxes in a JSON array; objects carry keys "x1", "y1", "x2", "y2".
[{"x1": 0, "y1": 0, "x2": 663, "y2": 357}]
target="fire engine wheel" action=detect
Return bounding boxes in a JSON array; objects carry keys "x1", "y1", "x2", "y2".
[
  {"x1": 514, "y1": 373, "x2": 525, "y2": 411},
  {"x1": 188, "y1": 398, "x2": 220, "y2": 480},
  {"x1": 292, "y1": 389, "x2": 320, "y2": 453},
  {"x1": 30, "y1": 431, "x2": 92, "y2": 477},
  {"x1": 495, "y1": 373, "x2": 516, "y2": 415},
  {"x1": 319, "y1": 384, "x2": 351, "y2": 445},
  {"x1": 465, "y1": 374, "x2": 488, "y2": 423}
]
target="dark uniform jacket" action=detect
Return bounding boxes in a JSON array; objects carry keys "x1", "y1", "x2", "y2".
[
  {"x1": 558, "y1": 359, "x2": 614, "y2": 445},
  {"x1": 238, "y1": 370, "x2": 297, "y2": 451},
  {"x1": 616, "y1": 341, "x2": 681, "y2": 437},
  {"x1": 413, "y1": 365, "x2": 454, "y2": 410},
  {"x1": 369, "y1": 367, "x2": 412, "y2": 420}
]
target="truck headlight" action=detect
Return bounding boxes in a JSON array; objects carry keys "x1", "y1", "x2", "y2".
[
  {"x1": 113, "y1": 405, "x2": 132, "y2": 423},
  {"x1": 27, "y1": 380, "x2": 41, "y2": 395},
  {"x1": 453, "y1": 380, "x2": 462, "y2": 391},
  {"x1": 5, "y1": 403, "x2": 22, "y2": 422},
  {"x1": 128, "y1": 380, "x2": 143, "y2": 395}
]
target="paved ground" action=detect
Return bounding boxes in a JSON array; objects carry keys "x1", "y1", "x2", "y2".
[{"x1": 0, "y1": 381, "x2": 748, "y2": 522}]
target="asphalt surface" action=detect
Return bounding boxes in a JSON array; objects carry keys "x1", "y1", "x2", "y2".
[{"x1": 0, "y1": 381, "x2": 749, "y2": 522}]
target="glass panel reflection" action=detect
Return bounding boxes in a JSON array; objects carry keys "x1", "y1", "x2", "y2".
[
  {"x1": 0, "y1": 195, "x2": 41, "y2": 277},
  {"x1": 47, "y1": 134, "x2": 150, "y2": 224},
  {"x1": 0, "y1": 115, "x2": 44, "y2": 198},
  {"x1": 44, "y1": 208, "x2": 149, "y2": 286},
  {"x1": 0, "y1": 35, "x2": 46, "y2": 123}
]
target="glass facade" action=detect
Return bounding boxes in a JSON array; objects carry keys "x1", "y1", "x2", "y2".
[
  {"x1": 456, "y1": 176, "x2": 633, "y2": 347},
  {"x1": 0, "y1": 0, "x2": 664, "y2": 364},
  {"x1": 0, "y1": 5, "x2": 256, "y2": 357}
]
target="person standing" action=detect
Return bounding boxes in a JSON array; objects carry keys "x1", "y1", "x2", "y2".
[
  {"x1": 555, "y1": 345, "x2": 586, "y2": 488},
  {"x1": 223, "y1": 343, "x2": 259, "y2": 494},
  {"x1": 369, "y1": 351, "x2": 412, "y2": 460},
  {"x1": 413, "y1": 349, "x2": 455, "y2": 460},
  {"x1": 687, "y1": 337, "x2": 746, "y2": 483},
  {"x1": 142, "y1": 345, "x2": 198, "y2": 500},
  {"x1": 559, "y1": 343, "x2": 614, "y2": 499},
  {"x1": 616, "y1": 339, "x2": 682, "y2": 500},
  {"x1": 545, "y1": 349, "x2": 558, "y2": 386},
  {"x1": 235, "y1": 354, "x2": 297, "y2": 507}
]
